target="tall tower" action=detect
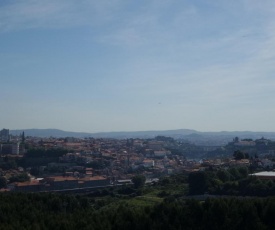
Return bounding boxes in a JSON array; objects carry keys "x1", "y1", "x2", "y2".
[{"x1": 21, "y1": 131, "x2": 25, "y2": 143}]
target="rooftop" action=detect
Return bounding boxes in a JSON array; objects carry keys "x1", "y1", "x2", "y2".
[
  {"x1": 47, "y1": 175, "x2": 107, "y2": 182},
  {"x1": 250, "y1": 171, "x2": 275, "y2": 177}
]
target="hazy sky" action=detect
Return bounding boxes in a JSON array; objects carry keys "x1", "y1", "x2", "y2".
[{"x1": 1, "y1": 0, "x2": 275, "y2": 133}]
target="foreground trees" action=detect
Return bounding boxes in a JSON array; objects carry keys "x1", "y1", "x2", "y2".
[
  {"x1": 187, "y1": 166, "x2": 275, "y2": 197},
  {"x1": 0, "y1": 176, "x2": 7, "y2": 189},
  {"x1": 0, "y1": 192, "x2": 275, "y2": 229}
]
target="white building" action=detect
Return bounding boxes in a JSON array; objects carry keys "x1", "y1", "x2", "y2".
[
  {"x1": 12, "y1": 142, "x2": 20, "y2": 155},
  {"x1": 143, "y1": 160, "x2": 154, "y2": 168}
]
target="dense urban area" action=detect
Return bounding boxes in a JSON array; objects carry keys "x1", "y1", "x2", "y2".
[{"x1": 2, "y1": 128, "x2": 275, "y2": 229}]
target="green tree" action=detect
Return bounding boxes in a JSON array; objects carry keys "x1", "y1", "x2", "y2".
[
  {"x1": 9, "y1": 172, "x2": 30, "y2": 183},
  {"x1": 233, "y1": 150, "x2": 245, "y2": 160},
  {"x1": 132, "y1": 175, "x2": 146, "y2": 189},
  {"x1": 238, "y1": 167, "x2": 248, "y2": 178},
  {"x1": 30, "y1": 167, "x2": 40, "y2": 177},
  {"x1": 216, "y1": 170, "x2": 231, "y2": 182},
  {"x1": 188, "y1": 171, "x2": 208, "y2": 195},
  {"x1": 228, "y1": 167, "x2": 241, "y2": 180},
  {"x1": 0, "y1": 176, "x2": 7, "y2": 189}
]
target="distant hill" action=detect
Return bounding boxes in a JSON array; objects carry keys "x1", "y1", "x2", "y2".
[
  {"x1": 10, "y1": 128, "x2": 275, "y2": 146},
  {"x1": 10, "y1": 129, "x2": 91, "y2": 138},
  {"x1": 10, "y1": 128, "x2": 198, "y2": 138}
]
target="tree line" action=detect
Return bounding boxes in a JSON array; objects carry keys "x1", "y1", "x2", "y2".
[
  {"x1": 0, "y1": 192, "x2": 275, "y2": 229},
  {"x1": 188, "y1": 166, "x2": 275, "y2": 196}
]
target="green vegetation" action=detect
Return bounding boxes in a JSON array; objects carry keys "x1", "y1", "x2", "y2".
[
  {"x1": 19, "y1": 148, "x2": 69, "y2": 167},
  {"x1": 132, "y1": 175, "x2": 146, "y2": 189},
  {"x1": 233, "y1": 150, "x2": 249, "y2": 160},
  {"x1": 0, "y1": 156, "x2": 18, "y2": 170},
  {"x1": 24, "y1": 148, "x2": 68, "y2": 158},
  {"x1": 188, "y1": 167, "x2": 275, "y2": 196},
  {"x1": 0, "y1": 191, "x2": 275, "y2": 229},
  {"x1": 9, "y1": 172, "x2": 30, "y2": 183},
  {"x1": 0, "y1": 176, "x2": 7, "y2": 189},
  {"x1": 0, "y1": 169, "x2": 275, "y2": 229}
]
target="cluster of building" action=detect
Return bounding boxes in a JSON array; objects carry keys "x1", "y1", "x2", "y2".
[
  {"x1": 0, "y1": 129, "x2": 22, "y2": 155},
  {"x1": 2, "y1": 128, "x2": 275, "y2": 192}
]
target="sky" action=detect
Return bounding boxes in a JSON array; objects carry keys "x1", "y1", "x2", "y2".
[{"x1": 1, "y1": 0, "x2": 275, "y2": 133}]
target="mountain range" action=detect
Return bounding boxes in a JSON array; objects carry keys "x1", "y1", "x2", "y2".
[{"x1": 10, "y1": 128, "x2": 275, "y2": 146}]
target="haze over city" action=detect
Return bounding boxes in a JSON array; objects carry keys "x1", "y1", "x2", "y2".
[{"x1": 1, "y1": 0, "x2": 275, "y2": 133}]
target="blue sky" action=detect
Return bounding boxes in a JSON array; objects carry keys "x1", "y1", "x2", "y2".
[{"x1": 1, "y1": 0, "x2": 275, "y2": 132}]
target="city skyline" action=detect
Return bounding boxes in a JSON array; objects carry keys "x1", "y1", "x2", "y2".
[{"x1": 1, "y1": 1, "x2": 275, "y2": 133}]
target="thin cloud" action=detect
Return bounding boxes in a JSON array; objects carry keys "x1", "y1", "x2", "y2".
[{"x1": 0, "y1": 0, "x2": 125, "y2": 32}]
